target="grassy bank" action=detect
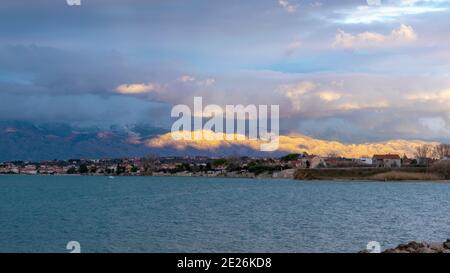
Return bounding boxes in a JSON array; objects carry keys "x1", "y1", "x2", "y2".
[
  {"x1": 368, "y1": 171, "x2": 441, "y2": 181},
  {"x1": 293, "y1": 167, "x2": 444, "y2": 181}
]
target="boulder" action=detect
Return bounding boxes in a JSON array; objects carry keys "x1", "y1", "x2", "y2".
[
  {"x1": 443, "y1": 239, "x2": 450, "y2": 249},
  {"x1": 379, "y1": 241, "x2": 449, "y2": 253},
  {"x1": 428, "y1": 243, "x2": 444, "y2": 252}
]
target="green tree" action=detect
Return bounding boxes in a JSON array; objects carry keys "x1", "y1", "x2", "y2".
[
  {"x1": 67, "y1": 167, "x2": 77, "y2": 174},
  {"x1": 79, "y1": 164, "x2": 88, "y2": 174},
  {"x1": 281, "y1": 154, "x2": 301, "y2": 162}
]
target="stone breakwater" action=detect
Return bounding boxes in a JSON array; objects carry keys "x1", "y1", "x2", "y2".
[{"x1": 362, "y1": 240, "x2": 450, "y2": 253}]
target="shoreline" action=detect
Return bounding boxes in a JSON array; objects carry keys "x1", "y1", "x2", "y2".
[{"x1": 2, "y1": 172, "x2": 450, "y2": 183}]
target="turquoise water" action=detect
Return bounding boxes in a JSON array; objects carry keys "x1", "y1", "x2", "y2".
[{"x1": 1, "y1": 175, "x2": 450, "y2": 253}]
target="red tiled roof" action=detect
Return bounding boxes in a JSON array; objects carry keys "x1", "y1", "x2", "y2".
[{"x1": 373, "y1": 154, "x2": 401, "y2": 160}]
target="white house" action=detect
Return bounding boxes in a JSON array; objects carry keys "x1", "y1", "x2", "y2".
[
  {"x1": 373, "y1": 154, "x2": 401, "y2": 168},
  {"x1": 359, "y1": 157, "x2": 373, "y2": 165}
]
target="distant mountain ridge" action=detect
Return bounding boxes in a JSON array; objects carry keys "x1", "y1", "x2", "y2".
[
  {"x1": 0, "y1": 121, "x2": 168, "y2": 161},
  {"x1": 0, "y1": 121, "x2": 439, "y2": 161},
  {"x1": 147, "y1": 130, "x2": 439, "y2": 159}
]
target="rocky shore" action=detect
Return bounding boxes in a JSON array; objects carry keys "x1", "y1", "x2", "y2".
[{"x1": 362, "y1": 240, "x2": 450, "y2": 253}]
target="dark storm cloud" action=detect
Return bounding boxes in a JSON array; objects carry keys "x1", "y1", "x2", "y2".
[{"x1": 1, "y1": 0, "x2": 450, "y2": 142}]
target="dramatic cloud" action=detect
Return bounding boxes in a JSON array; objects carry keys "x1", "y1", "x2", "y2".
[{"x1": 1, "y1": 0, "x2": 450, "y2": 143}]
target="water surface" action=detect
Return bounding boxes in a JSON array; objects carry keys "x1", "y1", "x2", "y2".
[{"x1": 0, "y1": 175, "x2": 449, "y2": 253}]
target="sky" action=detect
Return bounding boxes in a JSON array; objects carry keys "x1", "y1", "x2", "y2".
[{"x1": 1, "y1": 0, "x2": 450, "y2": 143}]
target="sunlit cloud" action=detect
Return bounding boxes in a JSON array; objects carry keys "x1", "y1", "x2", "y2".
[
  {"x1": 116, "y1": 82, "x2": 159, "y2": 94},
  {"x1": 319, "y1": 91, "x2": 342, "y2": 102},
  {"x1": 337, "y1": 100, "x2": 390, "y2": 111},
  {"x1": 407, "y1": 89, "x2": 450, "y2": 102},
  {"x1": 333, "y1": 24, "x2": 417, "y2": 49}
]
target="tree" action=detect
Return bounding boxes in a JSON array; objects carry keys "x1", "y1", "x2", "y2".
[
  {"x1": 415, "y1": 144, "x2": 432, "y2": 166},
  {"x1": 79, "y1": 164, "x2": 88, "y2": 174},
  {"x1": 141, "y1": 155, "x2": 159, "y2": 174},
  {"x1": 415, "y1": 145, "x2": 431, "y2": 159},
  {"x1": 116, "y1": 164, "x2": 125, "y2": 175},
  {"x1": 226, "y1": 157, "x2": 242, "y2": 172},
  {"x1": 431, "y1": 160, "x2": 450, "y2": 179},
  {"x1": 212, "y1": 159, "x2": 227, "y2": 168},
  {"x1": 66, "y1": 167, "x2": 77, "y2": 174},
  {"x1": 281, "y1": 154, "x2": 301, "y2": 162},
  {"x1": 433, "y1": 143, "x2": 450, "y2": 160}
]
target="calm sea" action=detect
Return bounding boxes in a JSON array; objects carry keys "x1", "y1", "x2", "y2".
[{"x1": 0, "y1": 175, "x2": 449, "y2": 253}]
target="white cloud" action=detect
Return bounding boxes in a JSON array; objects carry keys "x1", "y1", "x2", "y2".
[
  {"x1": 178, "y1": 75, "x2": 216, "y2": 87},
  {"x1": 337, "y1": 100, "x2": 390, "y2": 110},
  {"x1": 278, "y1": 81, "x2": 316, "y2": 111},
  {"x1": 337, "y1": 3, "x2": 448, "y2": 24},
  {"x1": 278, "y1": 0, "x2": 298, "y2": 13},
  {"x1": 319, "y1": 91, "x2": 342, "y2": 102},
  {"x1": 419, "y1": 116, "x2": 450, "y2": 135},
  {"x1": 115, "y1": 82, "x2": 159, "y2": 94},
  {"x1": 407, "y1": 89, "x2": 450, "y2": 102},
  {"x1": 333, "y1": 24, "x2": 417, "y2": 49},
  {"x1": 401, "y1": 0, "x2": 450, "y2": 6},
  {"x1": 178, "y1": 75, "x2": 196, "y2": 82},
  {"x1": 391, "y1": 24, "x2": 417, "y2": 40},
  {"x1": 367, "y1": 0, "x2": 382, "y2": 6}
]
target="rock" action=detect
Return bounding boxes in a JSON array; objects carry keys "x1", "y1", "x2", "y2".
[
  {"x1": 361, "y1": 239, "x2": 450, "y2": 254},
  {"x1": 416, "y1": 247, "x2": 436, "y2": 253},
  {"x1": 379, "y1": 241, "x2": 449, "y2": 253},
  {"x1": 409, "y1": 241, "x2": 425, "y2": 249},
  {"x1": 443, "y1": 239, "x2": 450, "y2": 249},
  {"x1": 397, "y1": 244, "x2": 408, "y2": 250},
  {"x1": 394, "y1": 250, "x2": 410, "y2": 253},
  {"x1": 428, "y1": 243, "x2": 444, "y2": 252}
]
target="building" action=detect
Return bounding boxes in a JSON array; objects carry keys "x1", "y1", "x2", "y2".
[
  {"x1": 373, "y1": 154, "x2": 401, "y2": 168},
  {"x1": 359, "y1": 157, "x2": 373, "y2": 165},
  {"x1": 298, "y1": 155, "x2": 327, "y2": 169},
  {"x1": 20, "y1": 165, "x2": 38, "y2": 175}
]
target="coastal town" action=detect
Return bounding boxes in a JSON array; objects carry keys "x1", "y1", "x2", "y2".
[{"x1": 1, "y1": 144, "x2": 450, "y2": 180}]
